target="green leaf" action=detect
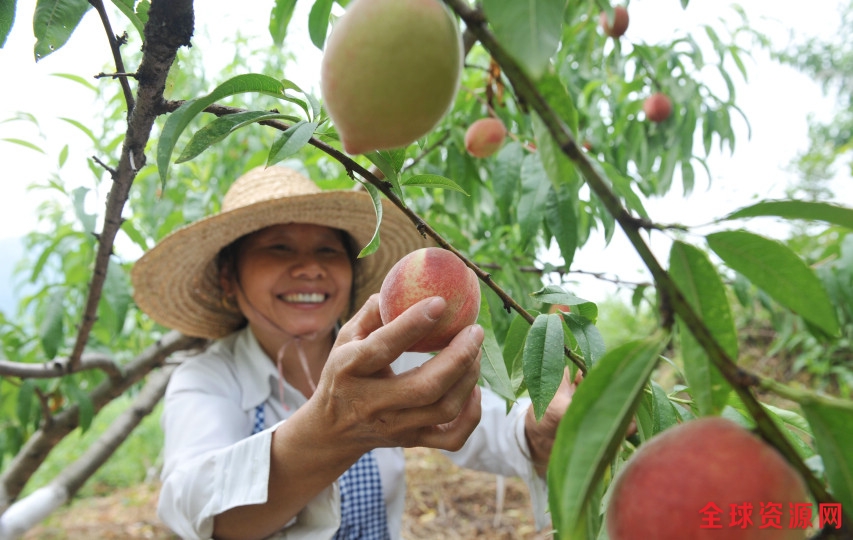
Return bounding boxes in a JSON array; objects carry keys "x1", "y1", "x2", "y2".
[
  {"x1": 503, "y1": 314, "x2": 530, "y2": 395},
  {"x1": 33, "y1": 0, "x2": 90, "y2": 60},
  {"x1": 39, "y1": 288, "x2": 66, "y2": 359},
  {"x1": 548, "y1": 334, "x2": 666, "y2": 538},
  {"x1": 16, "y1": 380, "x2": 34, "y2": 430},
  {"x1": 533, "y1": 113, "x2": 579, "y2": 192},
  {"x1": 157, "y1": 74, "x2": 289, "y2": 187},
  {"x1": 177, "y1": 111, "x2": 299, "y2": 163},
  {"x1": 707, "y1": 230, "x2": 840, "y2": 336},
  {"x1": 518, "y1": 154, "x2": 551, "y2": 247},
  {"x1": 364, "y1": 150, "x2": 403, "y2": 197},
  {"x1": 356, "y1": 181, "x2": 383, "y2": 258},
  {"x1": 801, "y1": 401, "x2": 853, "y2": 513},
  {"x1": 98, "y1": 260, "x2": 131, "y2": 336},
  {"x1": 308, "y1": 0, "x2": 334, "y2": 49},
  {"x1": 477, "y1": 290, "x2": 516, "y2": 402},
  {"x1": 724, "y1": 199, "x2": 853, "y2": 230},
  {"x1": 542, "y1": 72, "x2": 578, "y2": 135},
  {"x1": 0, "y1": 0, "x2": 15, "y2": 48},
  {"x1": 269, "y1": 0, "x2": 298, "y2": 46},
  {"x1": 530, "y1": 284, "x2": 590, "y2": 307},
  {"x1": 266, "y1": 121, "x2": 319, "y2": 166},
  {"x1": 492, "y1": 142, "x2": 524, "y2": 222},
  {"x1": 564, "y1": 312, "x2": 605, "y2": 368},
  {"x1": 401, "y1": 174, "x2": 468, "y2": 195},
  {"x1": 2, "y1": 138, "x2": 45, "y2": 153},
  {"x1": 523, "y1": 313, "x2": 566, "y2": 420},
  {"x1": 636, "y1": 380, "x2": 680, "y2": 441},
  {"x1": 545, "y1": 181, "x2": 578, "y2": 269},
  {"x1": 65, "y1": 383, "x2": 94, "y2": 432},
  {"x1": 71, "y1": 186, "x2": 96, "y2": 234},
  {"x1": 669, "y1": 241, "x2": 736, "y2": 415},
  {"x1": 108, "y1": 0, "x2": 144, "y2": 39},
  {"x1": 482, "y1": 0, "x2": 567, "y2": 80},
  {"x1": 59, "y1": 117, "x2": 97, "y2": 145}
]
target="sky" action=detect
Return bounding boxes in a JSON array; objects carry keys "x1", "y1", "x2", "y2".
[{"x1": 0, "y1": 0, "x2": 848, "y2": 310}]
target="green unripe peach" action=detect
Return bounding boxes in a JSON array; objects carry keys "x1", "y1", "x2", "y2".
[{"x1": 320, "y1": 0, "x2": 463, "y2": 155}]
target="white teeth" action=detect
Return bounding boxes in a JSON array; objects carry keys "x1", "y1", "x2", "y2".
[{"x1": 283, "y1": 293, "x2": 326, "y2": 303}]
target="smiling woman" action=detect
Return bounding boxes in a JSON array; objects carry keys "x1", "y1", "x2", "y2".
[{"x1": 127, "y1": 164, "x2": 568, "y2": 539}]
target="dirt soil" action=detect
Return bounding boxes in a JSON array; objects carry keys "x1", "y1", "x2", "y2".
[{"x1": 24, "y1": 447, "x2": 551, "y2": 539}]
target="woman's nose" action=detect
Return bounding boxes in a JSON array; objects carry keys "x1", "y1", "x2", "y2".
[{"x1": 291, "y1": 256, "x2": 326, "y2": 279}]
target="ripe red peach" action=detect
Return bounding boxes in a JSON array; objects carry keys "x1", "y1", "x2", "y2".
[
  {"x1": 600, "y1": 6, "x2": 629, "y2": 38},
  {"x1": 379, "y1": 247, "x2": 480, "y2": 352},
  {"x1": 606, "y1": 417, "x2": 809, "y2": 540},
  {"x1": 320, "y1": 0, "x2": 463, "y2": 154},
  {"x1": 643, "y1": 92, "x2": 673, "y2": 123},
  {"x1": 464, "y1": 117, "x2": 507, "y2": 158}
]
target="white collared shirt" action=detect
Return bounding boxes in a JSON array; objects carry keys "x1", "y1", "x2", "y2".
[{"x1": 158, "y1": 327, "x2": 549, "y2": 539}]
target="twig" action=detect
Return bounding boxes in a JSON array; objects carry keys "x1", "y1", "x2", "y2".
[
  {"x1": 0, "y1": 353, "x2": 123, "y2": 381},
  {"x1": 477, "y1": 262, "x2": 653, "y2": 289},
  {"x1": 88, "y1": 0, "x2": 135, "y2": 115},
  {"x1": 94, "y1": 71, "x2": 138, "y2": 80},
  {"x1": 90, "y1": 155, "x2": 117, "y2": 178}
]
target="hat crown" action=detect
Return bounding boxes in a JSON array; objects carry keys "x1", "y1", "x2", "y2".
[{"x1": 222, "y1": 166, "x2": 320, "y2": 212}]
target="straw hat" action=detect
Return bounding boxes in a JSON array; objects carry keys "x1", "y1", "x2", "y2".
[{"x1": 131, "y1": 166, "x2": 431, "y2": 339}]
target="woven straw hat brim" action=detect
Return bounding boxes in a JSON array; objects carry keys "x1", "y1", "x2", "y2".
[{"x1": 131, "y1": 190, "x2": 430, "y2": 339}]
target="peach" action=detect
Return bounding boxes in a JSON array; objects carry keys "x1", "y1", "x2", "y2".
[
  {"x1": 320, "y1": 0, "x2": 463, "y2": 154},
  {"x1": 600, "y1": 6, "x2": 629, "y2": 38},
  {"x1": 464, "y1": 117, "x2": 507, "y2": 158},
  {"x1": 379, "y1": 247, "x2": 480, "y2": 352},
  {"x1": 606, "y1": 417, "x2": 809, "y2": 540},
  {"x1": 643, "y1": 92, "x2": 672, "y2": 123}
]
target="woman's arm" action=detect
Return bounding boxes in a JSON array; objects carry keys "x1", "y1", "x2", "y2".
[{"x1": 211, "y1": 295, "x2": 484, "y2": 540}]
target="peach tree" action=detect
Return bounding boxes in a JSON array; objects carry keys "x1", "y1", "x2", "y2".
[{"x1": 0, "y1": 0, "x2": 851, "y2": 538}]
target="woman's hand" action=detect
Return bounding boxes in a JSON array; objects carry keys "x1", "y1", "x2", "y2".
[
  {"x1": 524, "y1": 368, "x2": 581, "y2": 478},
  {"x1": 214, "y1": 295, "x2": 483, "y2": 540},
  {"x1": 311, "y1": 293, "x2": 484, "y2": 455}
]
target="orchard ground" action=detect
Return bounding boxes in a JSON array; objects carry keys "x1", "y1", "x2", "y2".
[{"x1": 23, "y1": 447, "x2": 548, "y2": 540}]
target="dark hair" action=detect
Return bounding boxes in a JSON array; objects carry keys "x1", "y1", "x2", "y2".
[{"x1": 215, "y1": 226, "x2": 361, "y2": 318}]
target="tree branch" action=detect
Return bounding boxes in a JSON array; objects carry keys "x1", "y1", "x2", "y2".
[
  {"x1": 0, "y1": 354, "x2": 122, "y2": 380},
  {"x1": 66, "y1": 0, "x2": 194, "y2": 373},
  {"x1": 0, "y1": 366, "x2": 174, "y2": 539},
  {"x1": 88, "y1": 0, "x2": 135, "y2": 116},
  {"x1": 441, "y1": 0, "x2": 839, "y2": 512},
  {"x1": 0, "y1": 331, "x2": 204, "y2": 513}
]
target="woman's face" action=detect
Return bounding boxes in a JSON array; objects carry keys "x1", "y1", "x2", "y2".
[{"x1": 224, "y1": 223, "x2": 353, "y2": 350}]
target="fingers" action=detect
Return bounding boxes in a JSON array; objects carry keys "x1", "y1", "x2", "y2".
[
  {"x1": 417, "y1": 385, "x2": 483, "y2": 451},
  {"x1": 321, "y1": 295, "x2": 486, "y2": 452},
  {"x1": 341, "y1": 295, "x2": 449, "y2": 376},
  {"x1": 384, "y1": 331, "x2": 483, "y2": 430}
]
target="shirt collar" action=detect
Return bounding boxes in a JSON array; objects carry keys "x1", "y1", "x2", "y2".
[{"x1": 231, "y1": 327, "x2": 278, "y2": 411}]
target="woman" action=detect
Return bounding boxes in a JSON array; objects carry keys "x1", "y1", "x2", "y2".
[{"x1": 131, "y1": 166, "x2": 571, "y2": 540}]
